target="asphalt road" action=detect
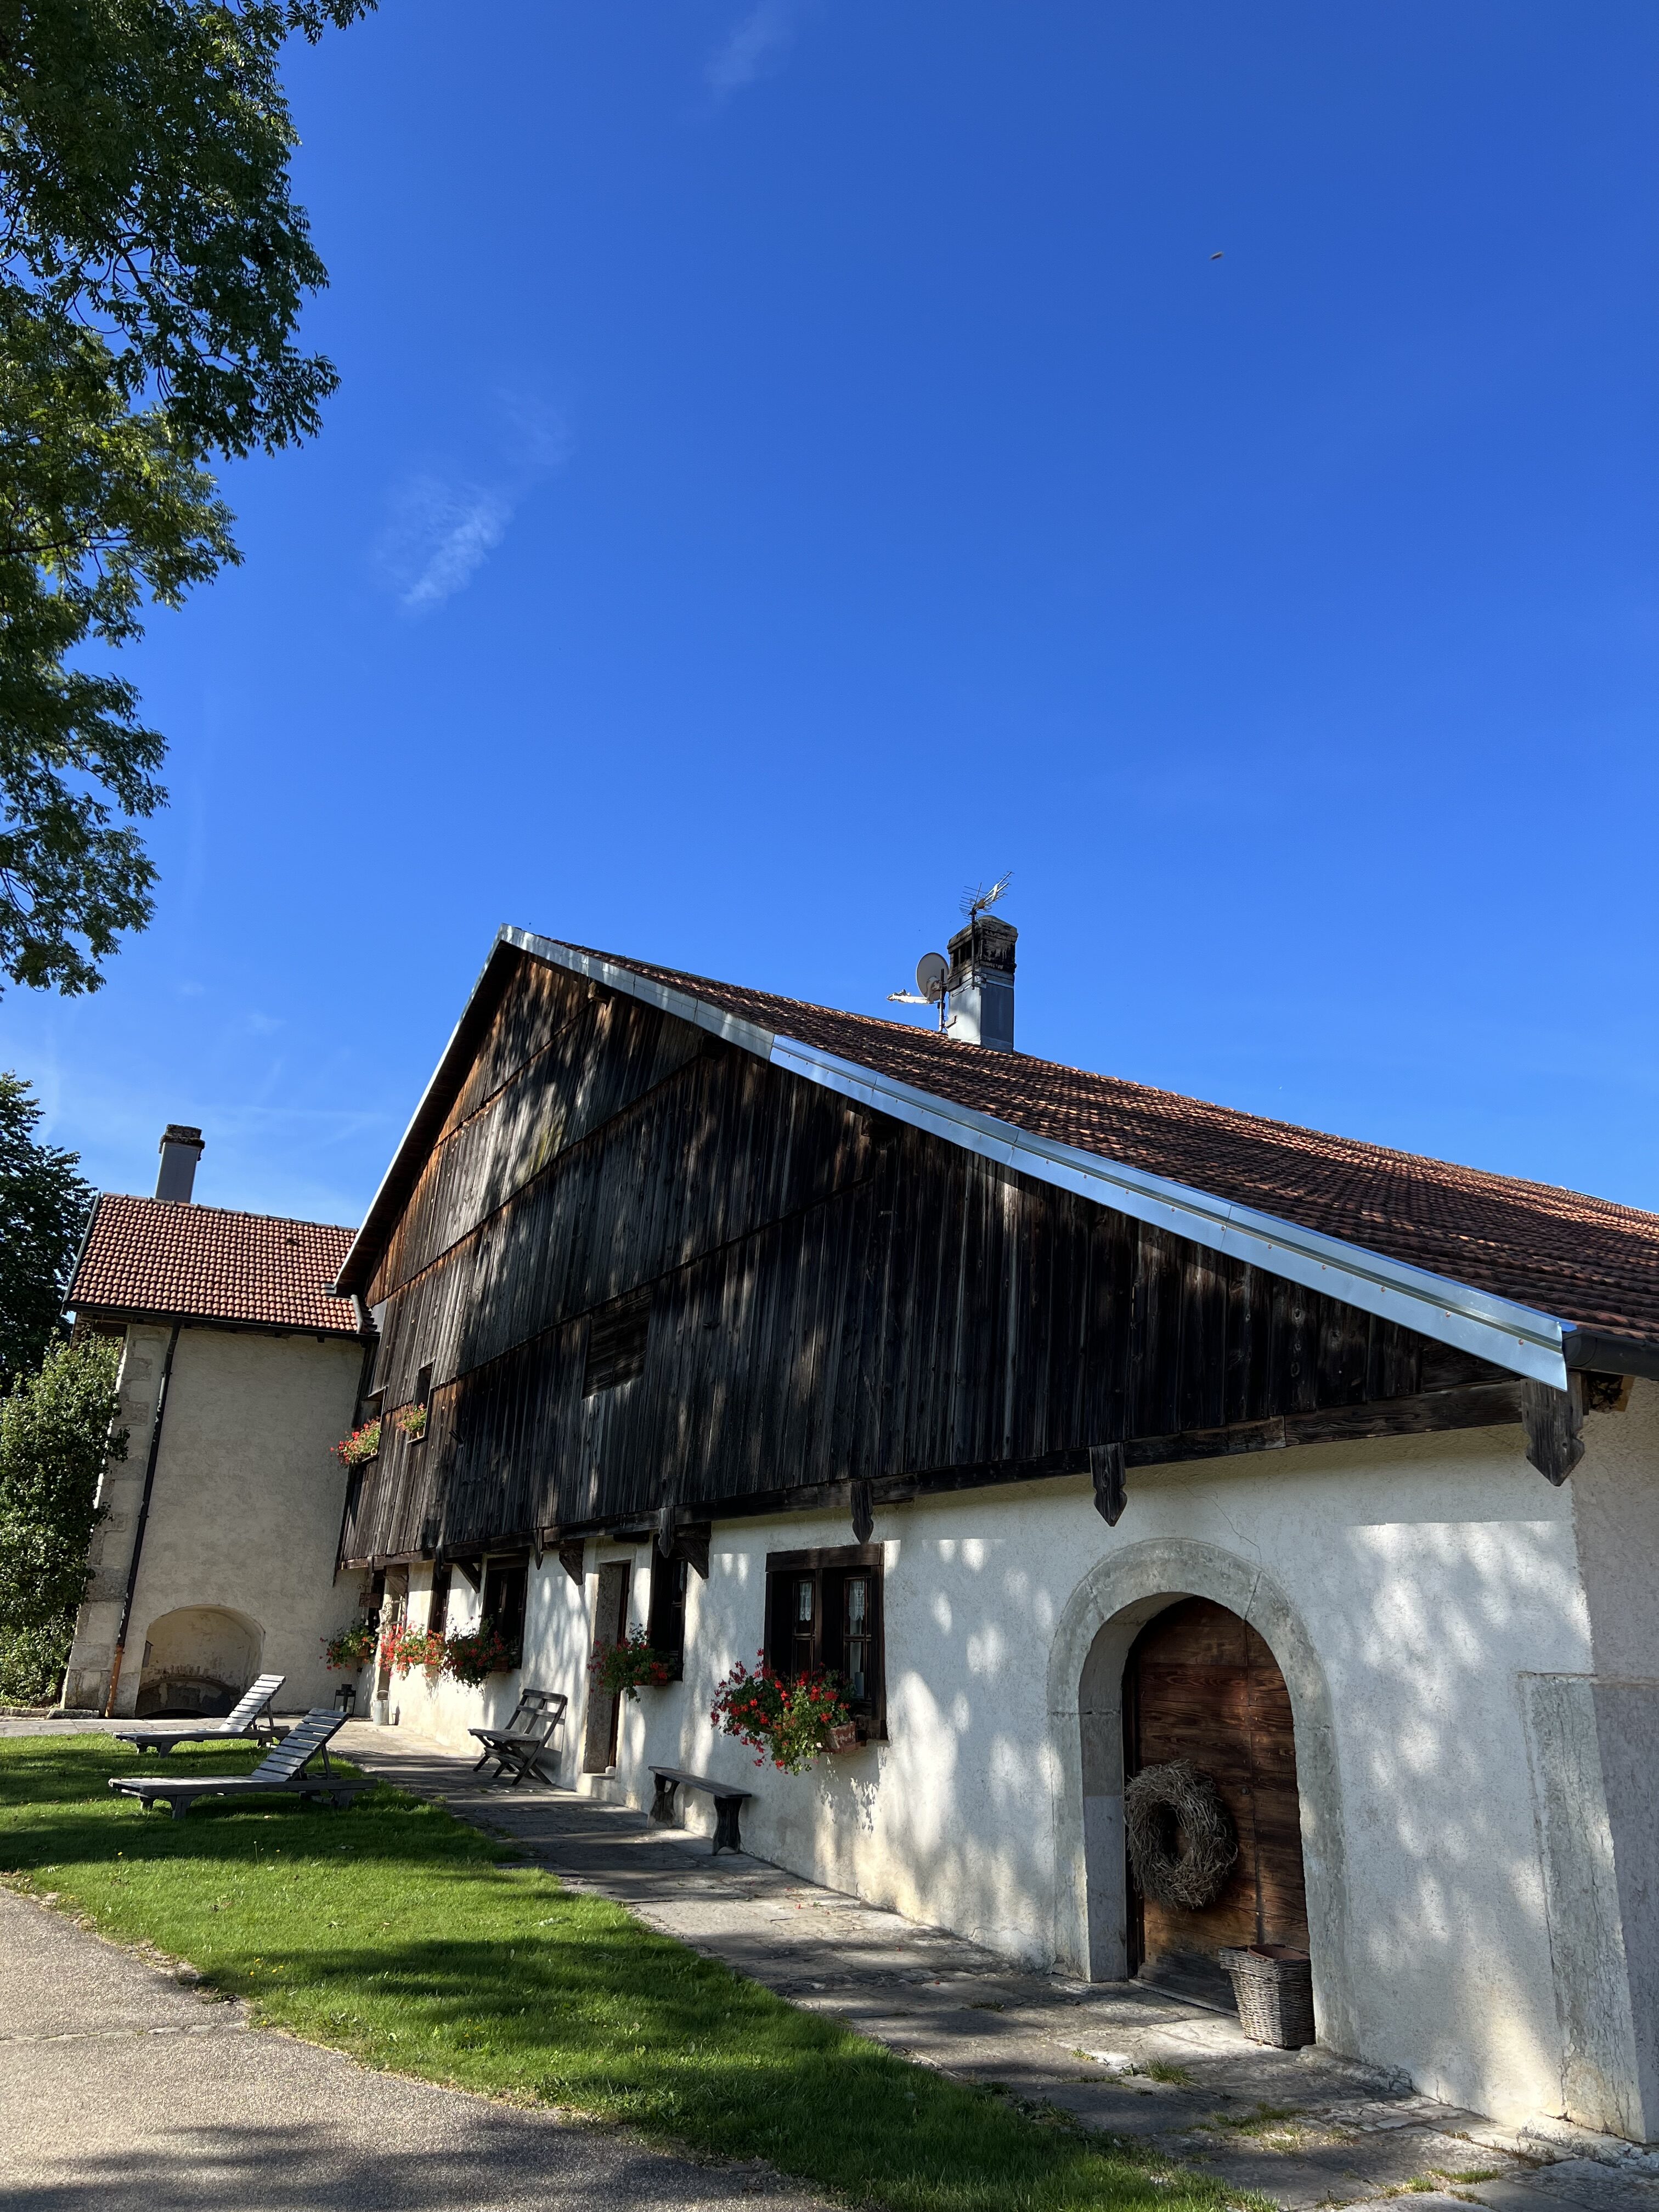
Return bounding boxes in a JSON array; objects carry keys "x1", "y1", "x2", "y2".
[{"x1": 0, "y1": 1883, "x2": 823, "y2": 2212}]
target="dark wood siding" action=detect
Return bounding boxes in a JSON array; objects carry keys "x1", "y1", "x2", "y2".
[{"x1": 341, "y1": 955, "x2": 1513, "y2": 1563}]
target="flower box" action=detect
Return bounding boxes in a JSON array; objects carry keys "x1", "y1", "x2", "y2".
[
  {"x1": 330, "y1": 1420, "x2": 381, "y2": 1469},
  {"x1": 323, "y1": 1619, "x2": 379, "y2": 1671},
  {"x1": 590, "y1": 1629, "x2": 672, "y2": 1701},
  {"x1": 824, "y1": 1722, "x2": 860, "y2": 1753},
  {"x1": 710, "y1": 1654, "x2": 855, "y2": 1773},
  {"x1": 441, "y1": 1623, "x2": 517, "y2": 1686}
]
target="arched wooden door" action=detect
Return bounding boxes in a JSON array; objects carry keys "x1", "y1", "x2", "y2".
[{"x1": 1124, "y1": 1596, "x2": 1308, "y2": 2007}]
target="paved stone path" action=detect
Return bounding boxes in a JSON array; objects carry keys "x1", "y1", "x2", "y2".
[
  {"x1": 0, "y1": 1879, "x2": 825, "y2": 2212},
  {"x1": 339, "y1": 1724, "x2": 1659, "y2": 2212}
]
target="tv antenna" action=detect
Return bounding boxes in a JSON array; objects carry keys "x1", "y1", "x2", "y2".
[
  {"x1": 888, "y1": 870, "x2": 1012, "y2": 1032},
  {"x1": 961, "y1": 869, "x2": 1013, "y2": 921}
]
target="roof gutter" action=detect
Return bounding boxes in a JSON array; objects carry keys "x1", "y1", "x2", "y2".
[{"x1": 338, "y1": 926, "x2": 1591, "y2": 1392}]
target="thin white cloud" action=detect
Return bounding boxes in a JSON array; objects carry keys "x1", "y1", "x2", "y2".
[
  {"x1": 376, "y1": 397, "x2": 572, "y2": 615},
  {"x1": 498, "y1": 393, "x2": 573, "y2": 473},
  {"x1": 381, "y1": 478, "x2": 512, "y2": 613},
  {"x1": 707, "y1": 0, "x2": 798, "y2": 97}
]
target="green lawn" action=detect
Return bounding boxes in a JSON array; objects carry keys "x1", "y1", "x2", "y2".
[{"x1": 0, "y1": 1735, "x2": 1236, "y2": 2212}]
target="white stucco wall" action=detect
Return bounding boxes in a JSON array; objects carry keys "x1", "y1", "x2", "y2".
[
  {"x1": 370, "y1": 1394, "x2": 1659, "y2": 2136},
  {"x1": 65, "y1": 1324, "x2": 366, "y2": 1715}
]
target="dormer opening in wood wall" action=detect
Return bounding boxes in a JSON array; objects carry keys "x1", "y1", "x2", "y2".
[{"x1": 583, "y1": 1290, "x2": 651, "y2": 1396}]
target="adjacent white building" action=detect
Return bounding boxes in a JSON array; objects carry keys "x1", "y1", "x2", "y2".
[{"x1": 61, "y1": 1126, "x2": 370, "y2": 1719}]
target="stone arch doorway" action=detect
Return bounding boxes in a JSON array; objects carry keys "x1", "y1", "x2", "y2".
[
  {"x1": 1122, "y1": 1596, "x2": 1309, "y2": 2008},
  {"x1": 134, "y1": 1605, "x2": 262, "y2": 1718},
  {"x1": 1047, "y1": 1537, "x2": 1357, "y2": 2056}
]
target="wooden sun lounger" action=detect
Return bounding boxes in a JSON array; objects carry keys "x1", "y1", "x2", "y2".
[
  {"x1": 108, "y1": 1708, "x2": 374, "y2": 1820},
  {"x1": 469, "y1": 1688, "x2": 567, "y2": 1786},
  {"x1": 113, "y1": 1673, "x2": 289, "y2": 1756}
]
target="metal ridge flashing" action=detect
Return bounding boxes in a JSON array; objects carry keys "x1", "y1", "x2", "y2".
[
  {"x1": 510, "y1": 929, "x2": 1570, "y2": 1391},
  {"x1": 500, "y1": 927, "x2": 781, "y2": 1058}
]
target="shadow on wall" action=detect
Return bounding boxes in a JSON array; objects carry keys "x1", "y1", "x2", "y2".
[
  {"x1": 464, "y1": 1560, "x2": 592, "y2": 1773},
  {"x1": 1045, "y1": 1455, "x2": 1590, "y2": 2122},
  {"x1": 134, "y1": 1605, "x2": 262, "y2": 1718},
  {"x1": 657, "y1": 1450, "x2": 1588, "y2": 2125}
]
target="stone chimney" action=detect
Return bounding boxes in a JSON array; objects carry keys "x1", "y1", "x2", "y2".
[
  {"x1": 945, "y1": 916, "x2": 1017, "y2": 1051},
  {"x1": 155, "y1": 1125, "x2": 204, "y2": 1203}
]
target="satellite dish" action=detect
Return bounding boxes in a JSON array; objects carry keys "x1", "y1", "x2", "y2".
[{"x1": 916, "y1": 951, "x2": 949, "y2": 1003}]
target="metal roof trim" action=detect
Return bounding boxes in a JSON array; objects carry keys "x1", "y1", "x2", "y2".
[
  {"x1": 504, "y1": 932, "x2": 1568, "y2": 1391},
  {"x1": 499, "y1": 928, "x2": 781, "y2": 1057}
]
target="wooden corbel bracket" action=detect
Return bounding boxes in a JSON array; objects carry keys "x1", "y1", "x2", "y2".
[
  {"x1": 1521, "y1": 1374, "x2": 1586, "y2": 1486},
  {"x1": 1090, "y1": 1442, "x2": 1128, "y2": 1526}
]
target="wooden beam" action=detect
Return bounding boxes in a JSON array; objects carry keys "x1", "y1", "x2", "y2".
[
  {"x1": 1125, "y1": 1380, "x2": 1525, "y2": 1466},
  {"x1": 537, "y1": 1381, "x2": 1528, "y2": 1543},
  {"x1": 675, "y1": 1524, "x2": 711, "y2": 1581}
]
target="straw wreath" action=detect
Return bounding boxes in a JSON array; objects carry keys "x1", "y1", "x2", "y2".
[{"x1": 1124, "y1": 1759, "x2": 1239, "y2": 1910}]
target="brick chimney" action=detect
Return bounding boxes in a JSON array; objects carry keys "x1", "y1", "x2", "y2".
[
  {"x1": 155, "y1": 1125, "x2": 204, "y2": 1203},
  {"x1": 945, "y1": 916, "x2": 1017, "y2": 1051}
]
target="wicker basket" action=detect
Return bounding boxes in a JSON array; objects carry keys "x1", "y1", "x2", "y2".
[{"x1": 1218, "y1": 1945, "x2": 1315, "y2": 2048}]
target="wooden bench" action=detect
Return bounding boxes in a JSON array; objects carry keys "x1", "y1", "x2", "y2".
[{"x1": 648, "y1": 1765, "x2": 752, "y2": 1856}]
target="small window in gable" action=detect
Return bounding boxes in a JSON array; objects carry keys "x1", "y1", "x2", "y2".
[{"x1": 583, "y1": 1291, "x2": 650, "y2": 1396}]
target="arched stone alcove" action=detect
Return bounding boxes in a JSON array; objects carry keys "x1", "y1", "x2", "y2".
[
  {"x1": 134, "y1": 1605, "x2": 263, "y2": 1718},
  {"x1": 1046, "y1": 1537, "x2": 1358, "y2": 2056}
]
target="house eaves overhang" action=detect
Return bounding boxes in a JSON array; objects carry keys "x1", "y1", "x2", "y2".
[
  {"x1": 66, "y1": 1299, "x2": 368, "y2": 1342},
  {"x1": 338, "y1": 926, "x2": 1594, "y2": 1392}
]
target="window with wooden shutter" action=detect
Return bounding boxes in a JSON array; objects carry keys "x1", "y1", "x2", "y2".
[
  {"x1": 646, "y1": 1554, "x2": 689, "y2": 1680},
  {"x1": 764, "y1": 1545, "x2": 885, "y2": 1739},
  {"x1": 481, "y1": 1557, "x2": 527, "y2": 1666},
  {"x1": 428, "y1": 1561, "x2": 452, "y2": 1637}
]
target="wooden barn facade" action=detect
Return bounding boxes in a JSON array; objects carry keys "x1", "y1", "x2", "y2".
[{"x1": 330, "y1": 925, "x2": 1659, "y2": 2143}]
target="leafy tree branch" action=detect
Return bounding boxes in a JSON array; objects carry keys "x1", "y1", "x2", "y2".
[{"x1": 0, "y1": 0, "x2": 373, "y2": 994}]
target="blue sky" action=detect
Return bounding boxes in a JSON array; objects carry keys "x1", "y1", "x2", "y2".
[{"x1": 4, "y1": 2, "x2": 1656, "y2": 1227}]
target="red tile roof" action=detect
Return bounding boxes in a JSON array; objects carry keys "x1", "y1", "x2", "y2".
[
  {"x1": 69, "y1": 1195, "x2": 364, "y2": 1336},
  {"x1": 574, "y1": 946, "x2": 1659, "y2": 1346}
]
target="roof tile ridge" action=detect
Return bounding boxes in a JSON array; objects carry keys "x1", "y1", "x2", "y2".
[
  {"x1": 558, "y1": 943, "x2": 943, "y2": 1045},
  {"x1": 99, "y1": 1192, "x2": 358, "y2": 1238}
]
